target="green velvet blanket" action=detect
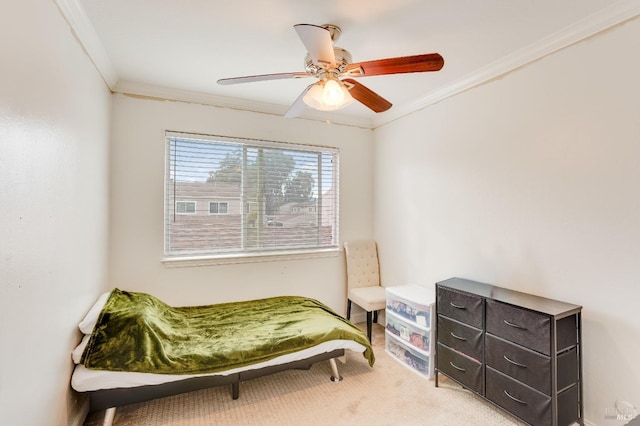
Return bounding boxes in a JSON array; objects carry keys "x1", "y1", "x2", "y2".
[{"x1": 81, "y1": 289, "x2": 374, "y2": 374}]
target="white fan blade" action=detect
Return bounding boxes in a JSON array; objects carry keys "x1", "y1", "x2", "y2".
[
  {"x1": 284, "y1": 84, "x2": 314, "y2": 118},
  {"x1": 294, "y1": 24, "x2": 336, "y2": 68},
  {"x1": 218, "y1": 72, "x2": 309, "y2": 85}
]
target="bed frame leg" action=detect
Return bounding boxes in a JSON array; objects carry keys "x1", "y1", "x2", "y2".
[
  {"x1": 102, "y1": 407, "x2": 116, "y2": 426},
  {"x1": 232, "y1": 380, "x2": 239, "y2": 399},
  {"x1": 329, "y1": 358, "x2": 343, "y2": 382}
]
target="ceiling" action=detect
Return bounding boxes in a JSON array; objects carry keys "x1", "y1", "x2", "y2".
[{"x1": 64, "y1": 0, "x2": 639, "y2": 127}]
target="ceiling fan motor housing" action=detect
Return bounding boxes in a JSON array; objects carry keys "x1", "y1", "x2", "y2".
[{"x1": 304, "y1": 47, "x2": 352, "y2": 74}]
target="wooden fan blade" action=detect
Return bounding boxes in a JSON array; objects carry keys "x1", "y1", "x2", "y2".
[
  {"x1": 294, "y1": 24, "x2": 336, "y2": 68},
  {"x1": 284, "y1": 84, "x2": 314, "y2": 118},
  {"x1": 343, "y1": 79, "x2": 392, "y2": 113},
  {"x1": 218, "y1": 72, "x2": 309, "y2": 85},
  {"x1": 344, "y1": 53, "x2": 444, "y2": 77}
]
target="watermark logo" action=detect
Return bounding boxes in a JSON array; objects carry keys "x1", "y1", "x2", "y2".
[{"x1": 604, "y1": 401, "x2": 638, "y2": 422}]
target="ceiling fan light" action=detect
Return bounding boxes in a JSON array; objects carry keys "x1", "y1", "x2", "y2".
[
  {"x1": 303, "y1": 80, "x2": 354, "y2": 111},
  {"x1": 339, "y1": 84, "x2": 355, "y2": 107},
  {"x1": 322, "y1": 78, "x2": 344, "y2": 106},
  {"x1": 302, "y1": 83, "x2": 325, "y2": 109}
]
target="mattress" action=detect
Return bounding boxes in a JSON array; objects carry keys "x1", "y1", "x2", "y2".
[{"x1": 72, "y1": 339, "x2": 365, "y2": 392}]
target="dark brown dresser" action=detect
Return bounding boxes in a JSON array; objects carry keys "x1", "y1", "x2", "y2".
[{"x1": 435, "y1": 277, "x2": 583, "y2": 426}]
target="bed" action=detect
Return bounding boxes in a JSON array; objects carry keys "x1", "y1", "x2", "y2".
[{"x1": 71, "y1": 289, "x2": 375, "y2": 425}]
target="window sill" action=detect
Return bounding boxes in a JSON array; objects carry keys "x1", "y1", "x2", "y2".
[{"x1": 161, "y1": 248, "x2": 341, "y2": 268}]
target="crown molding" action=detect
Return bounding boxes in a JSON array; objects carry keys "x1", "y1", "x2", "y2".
[
  {"x1": 372, "y1": 0, "x2": 640, "y2": 129},
  {"x1": 114, "y1": 80, "x2": 375, "y2": 129},
  {"x1": 54, "y1": 0, "x2": 118, "y2": 89}
]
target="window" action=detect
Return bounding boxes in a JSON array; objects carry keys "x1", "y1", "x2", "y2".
[
  {"x1": 209, "y1": 202, "x2": 228, "y2": 215},
  {"x1": 164, "y1": 132, "x2": 339, "y2": 259},
  {"x1": 176, "y1": 201, "x2": 196, "y2": 214}
]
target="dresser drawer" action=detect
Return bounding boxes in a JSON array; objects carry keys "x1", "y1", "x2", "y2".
[
  {"x1": 486, "y1": 367, "x2": 551, "y2": 426},
  {"x1": 557, "y1": 347, "x2": 579, "y2": 391},
  {"x1": 557, "y1": 384, "x2": 580, "y2": 426},
  {"x1": 438, "y1": 315, "x2": 483, "y2": 361},
  {"x1": 557, "y1": 314, "x2": 579, "y2": 352},
  {"x1": 486, "y1": 299, "x2": 551, "y2": 355},
  {"x1": 437, "y1": 287, "x2": 483, "y2": 329},
  {"x1": 485, "y1": 334, "x2": 551, "y2": 395},
  {"x1": 437, "y1": 343, "x2": 483, "y2": 394}
]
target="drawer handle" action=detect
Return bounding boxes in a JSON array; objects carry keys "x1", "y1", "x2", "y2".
[
  {"x1": 450, "y1": 332, "x2": 467, "y2": 341},
  {"x1": 504, "y1": 390, "x2": 528, "y2": 405},
  {"x1": 503, "y1": 319, "x2": 527, "y2": 330},
  {"x1": 449, "y1": 361, "x2": 466, "y2": 372},
  {"x1": 503, "y1": 355, "x2": 527, "y2": 368},
  {"x1": 450, "y1": 302, "x2": 466, "y2": 309}
]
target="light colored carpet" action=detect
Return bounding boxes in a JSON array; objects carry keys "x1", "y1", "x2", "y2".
[{"x1": 85, "y1": 323, "x2": 524, "y2": 426}]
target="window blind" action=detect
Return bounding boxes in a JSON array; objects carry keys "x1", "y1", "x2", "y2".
[{"x1": 164, "y1": 132, "x2": 339, "y2": 258}]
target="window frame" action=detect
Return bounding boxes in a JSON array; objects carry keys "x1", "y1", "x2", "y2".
[
  {"x1": 163, "y1": 131, "x2": 340, "y2": 266},
  {"x1": 208, "y1": 201, "x2": 229, "y2": 215},
  {"x1": 175, "y1": 200, "x2": 196, "y2": 215}
]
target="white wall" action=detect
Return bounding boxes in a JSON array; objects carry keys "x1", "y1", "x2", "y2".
[
  {"x1": 0, "y1": 1, "x2": 111, "y2": 425},
  {"x1": 373, "y1": 18, "x2": 640, "y2": 425},
  {"x1": 109, "y1": 94, "x2": 373, "y2": 312}
]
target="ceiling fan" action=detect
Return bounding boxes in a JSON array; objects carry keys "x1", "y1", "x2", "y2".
[{"x1": 217, "y1": 24, "x2": 444, "y2": 118}]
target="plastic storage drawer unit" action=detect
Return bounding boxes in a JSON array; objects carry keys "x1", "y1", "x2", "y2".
[{"x1": 385, "y1": 285, "x2": 435, "y2": 379}]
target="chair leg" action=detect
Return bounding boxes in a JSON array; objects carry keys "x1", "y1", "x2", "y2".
[
  {"x1": 366, "y1": 311, "x2": 373, "y2": 342},
  {"x1": 373, "y1": 310, "x2": 378, "y2": 324},
  {"x1": 346, "y1": 299, "x2": 352, "y2": 320}
]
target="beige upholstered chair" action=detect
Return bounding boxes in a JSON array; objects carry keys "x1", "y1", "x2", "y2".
[{"x1": 344, "y1": 240, "x2": 387, "y2": 342}]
